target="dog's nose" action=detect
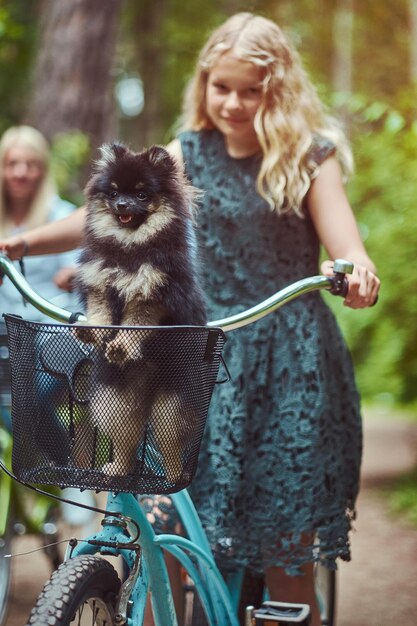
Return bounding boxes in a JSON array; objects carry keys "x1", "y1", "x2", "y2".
[{"x1": 116, "y1": 200, "x2": 128, "y2": 211}]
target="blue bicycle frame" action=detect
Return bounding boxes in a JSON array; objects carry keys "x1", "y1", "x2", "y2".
[{"x1": 0, "y1": 252, "x2": 351, "y2": 626}]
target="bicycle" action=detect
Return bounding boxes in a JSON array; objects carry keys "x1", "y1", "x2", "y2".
[{"x1": 0, "y1": 251, "x2": 349, "y2": 626}]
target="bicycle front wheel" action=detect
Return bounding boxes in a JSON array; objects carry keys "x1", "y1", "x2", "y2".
[
  {"x1": 26, "y1": 555, "x2": 121, "y2": 626},
  {"x1": 0, "y1": 511, "x2": 13, "y2": 626}
]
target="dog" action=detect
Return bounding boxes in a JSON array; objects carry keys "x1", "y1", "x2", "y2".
[{"x1": 74, "y1": 143, "x2": 207, "y2": 480}]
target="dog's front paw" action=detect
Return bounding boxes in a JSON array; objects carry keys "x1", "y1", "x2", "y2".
[
  {"x1": 74, "y1": 325, "x2": 96, "y2": 344},
  {"x1": 105, "y1": 341, "x2": 128, "y2": 365}
]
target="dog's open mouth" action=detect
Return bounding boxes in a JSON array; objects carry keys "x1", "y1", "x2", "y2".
[
  {"x1": 115, "y1": 213, "x2": 147, "y2": 229},
  {"x1": 118, "y1": 214, "x2": 134, "y2": 225}
]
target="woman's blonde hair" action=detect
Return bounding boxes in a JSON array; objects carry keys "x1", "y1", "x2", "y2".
[
  {"x1": 180, "y1": 12, "x2": 353, "y2": 215},
  {"x1": 0, "y1": 125, "x2": 56, "y2": 236}
]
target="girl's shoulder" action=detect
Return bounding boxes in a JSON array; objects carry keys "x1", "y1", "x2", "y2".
[
  {"x1": 178, "y1": 129, "x2": 221, "y2": 151},
  {"x1": 308, "y1": 134, "x2": 336, "y2": 165},
  {"x1": 303, "y1": 134, "x2": 337, "y2": 181}
]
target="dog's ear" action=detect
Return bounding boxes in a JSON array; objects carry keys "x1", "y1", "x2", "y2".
[
  {"x1": 109, "y1": 142, "x2": 129, "y2": 159},
  {"x1": 147, "y1": 145, "x2": 172, "y2": 167},
  {"x1": 95, "y1": 142, "x2": 129, "y2": 169}
]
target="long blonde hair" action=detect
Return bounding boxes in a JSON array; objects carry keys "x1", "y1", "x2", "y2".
[
  {"x1": 180, "y1": 12, "x2": 353, "y2": 215},
  {"x1": 0, "y1": 125, "x2": 56, "y2": 236}
]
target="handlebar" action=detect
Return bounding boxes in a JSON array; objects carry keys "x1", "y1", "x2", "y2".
[
  {"x1": 0, "y1": 254, "x2": 87, "y2": 324},
  {"x1": 0, "y1": 253, "x2": 352, "y2": 332}
]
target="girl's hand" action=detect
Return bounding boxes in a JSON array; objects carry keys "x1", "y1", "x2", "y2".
[{"x1": 321, "y1": 260, "x2": 380, "y2": 309}]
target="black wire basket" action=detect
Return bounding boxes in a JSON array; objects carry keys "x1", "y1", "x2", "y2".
[
  {"x1": 0, "y1": 323, "x2": 11, "y2": 408},
  {"x1": 4, "y1": 314, "x2": 227, "y2": 494}
]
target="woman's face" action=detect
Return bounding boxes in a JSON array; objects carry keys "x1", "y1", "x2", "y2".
[
  {"x1": 206, "y1": 54, "x2": 264, "y2": 158},
  {"x1": 2, "y1": 145, "x2": 45, "y2": 206}
]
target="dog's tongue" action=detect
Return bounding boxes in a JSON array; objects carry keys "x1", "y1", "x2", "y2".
[{"x1": 119, "y1": 214, "x2": 133, "y2": 224}]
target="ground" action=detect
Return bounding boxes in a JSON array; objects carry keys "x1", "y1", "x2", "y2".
[{"x1": 5, "y1": 409, "x2": 417, "y2": 626}]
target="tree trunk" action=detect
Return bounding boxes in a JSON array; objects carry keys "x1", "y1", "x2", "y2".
[
  {"x1": 127, "y1": 0, "x2": 169, "y2": 148},
  {"x1": 26, "y1": 0, "x2": 122, "y2": 155},
  {"x1": 410, "y1": 0, "x2": 417, "y2": 81},
  {"x1": 332, "y1": 0, "x2": 354, "y2": 130}
]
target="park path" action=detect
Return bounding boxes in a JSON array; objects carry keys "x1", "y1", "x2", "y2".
[
  {"x1": 337, "y1": 409, "x2": 417, "y2": 626},
  {"x1": 5, "y1": 408, "x2": 417, "y2": 625}
]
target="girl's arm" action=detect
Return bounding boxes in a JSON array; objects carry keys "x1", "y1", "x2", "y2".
[
  {"x1": 307, "y1": 157, "x2": 380, "y2": 309},
  {"x1": 0, "y1": 206, "x2": 87, "y2": 260}
]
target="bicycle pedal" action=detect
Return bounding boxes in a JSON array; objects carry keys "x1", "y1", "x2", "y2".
[{"x1": 249, "y1": 601, "x2": 311, "y2": 625}]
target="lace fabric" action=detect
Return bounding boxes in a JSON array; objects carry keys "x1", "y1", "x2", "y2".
[{"x1": 149, "y1": 129, "x2": 362, "y2": 575}]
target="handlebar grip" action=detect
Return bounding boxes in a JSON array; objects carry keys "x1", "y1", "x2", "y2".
[
  {"x1": 329, "y1": 274, "x2": 349, "y2": 297},
  {"x1": 329, "y1": 258, "x2": 353, "y2": 298}
]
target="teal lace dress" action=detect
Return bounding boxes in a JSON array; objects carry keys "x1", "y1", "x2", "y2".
[{"x1": 180, "y1": 129, "x2": 361, "y2": 575}]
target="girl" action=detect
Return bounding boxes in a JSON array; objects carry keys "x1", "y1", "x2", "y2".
[{"x1": 165, "y1": 13, "x2": 379, "y2": 625}]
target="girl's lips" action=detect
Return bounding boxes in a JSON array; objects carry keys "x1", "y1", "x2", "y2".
[{"x1": 222, "y1": 117, "x2": 248, "y2": 124}]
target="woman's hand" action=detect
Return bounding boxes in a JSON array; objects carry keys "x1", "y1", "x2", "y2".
[
  {"x1": 321, "y1": 259, "x2": 380, "y2": 309},
  {"x1": 53, "y1": 266, "x2": 77, "y2": 292},
  {"x1": 0, "y1": 235, "x2": 27, "y2": 261},
  {"x1": 0, "y1": 236, "x2": 27, "y2": 286}
]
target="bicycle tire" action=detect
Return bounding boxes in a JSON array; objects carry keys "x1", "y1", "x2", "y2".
[
  {"x1": 26, "y1": 555, "x2": 121, "y2": 626},
  {"x1": 0, "y1": 510, "x2": 13, "y2": 626},
  {"x1": 314, "y1": 563, "x2": 337, "y2": 626}
]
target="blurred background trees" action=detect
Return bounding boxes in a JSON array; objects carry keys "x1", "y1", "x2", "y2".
[{"x1": 0, "y1": 0, "x2": 415, "y2": 409}]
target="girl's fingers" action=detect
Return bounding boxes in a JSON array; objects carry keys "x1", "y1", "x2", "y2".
[
  {"x1": 344, "y1": 266, "x2": 380, "y2": 309},
  {"x1": 320, "y1": 260, "x2": 380, "y2": 309}
]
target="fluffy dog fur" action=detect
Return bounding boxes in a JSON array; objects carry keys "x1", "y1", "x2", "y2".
[{"x1": 75, "y1": 143, "x2": 206, "y2": 479}]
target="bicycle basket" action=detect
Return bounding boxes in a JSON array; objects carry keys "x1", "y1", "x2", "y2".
[
  {"x1": 0, "y1": 323, "x2": 11, "y2": 408},
  {"x1": 4, "y1": 315, "x2": 227, "y2": 494}
]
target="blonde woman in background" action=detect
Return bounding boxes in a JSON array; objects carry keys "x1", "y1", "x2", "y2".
[
  {"x1": 0, "y1": 125, "x2": 95, "y2": 527},
  {"x1": 0, "y1": 125, "x2": 78, "y2": 319}
]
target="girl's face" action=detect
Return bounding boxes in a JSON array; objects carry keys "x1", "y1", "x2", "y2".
[
  {"x1": 2, "y1": 145, "x2": 44, "y2": 206},
  {"x1": 206, "y1": 54, "x2": 264, "y2": 158}
]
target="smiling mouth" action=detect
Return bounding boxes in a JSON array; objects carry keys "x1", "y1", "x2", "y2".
[
  {"x1": 223, "y1": 117, "x2": 247, "y2": 124},
  {"x1": 115, "y1": 212, "x2": 147, "y2": 229},
  {"x1": 118, "y1": 214, "x2": 133, "y2": 225}
]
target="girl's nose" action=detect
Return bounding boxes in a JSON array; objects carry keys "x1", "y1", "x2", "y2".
[{"x1": 225, "y1": 91, "x2": 243, "y2": 110}]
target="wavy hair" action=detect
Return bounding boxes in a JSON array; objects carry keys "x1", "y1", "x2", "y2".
[
  {"x1": 0, "y1": 125, "x2": 56, "y2": 237},
  {"x1": 180, "y1": 13, "x2": 353, "y2": 216}
]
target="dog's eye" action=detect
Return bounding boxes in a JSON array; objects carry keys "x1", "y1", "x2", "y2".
[
  {"x1": 136, "y1": 191, "x2": 148, "y2": 201},
  {"x1": 109, "y1": 190, "x2": 118, "y2": 198}
]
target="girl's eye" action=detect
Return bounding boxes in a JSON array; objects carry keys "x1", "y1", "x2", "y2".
[
  {"x1": 137, "y1": 191, "x2": 148, "y2": 201},
  {"x1": 110, "y1": 190, "x2": 118, "y2": 198},
  {"x1": 212, "y1": 82, "x2": 228, "y2": 92}
]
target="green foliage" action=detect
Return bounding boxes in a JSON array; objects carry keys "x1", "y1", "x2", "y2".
[
  {"x1": 326, "y1": 89, "x2": 417, "y2": 405},
  {"x1": 0, "y1": 0, "x2": 40, "y2": 133},
  {"x1": 50, "y1": 131, "x2": 91, "y2": 205}
]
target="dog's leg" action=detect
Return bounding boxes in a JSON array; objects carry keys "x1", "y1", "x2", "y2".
[
  {"x1": 105, "y1": 302, "x2": 165, "y2": 365},
  {"x1": 75, "y1": 293, "x2": 113, "y2": 344},
  {"x1": 91, "y1": 383, "x2": 147, "y2": 476},
  {"x1": 151, "y1": 391, "x2": 187, "y2": 484}
]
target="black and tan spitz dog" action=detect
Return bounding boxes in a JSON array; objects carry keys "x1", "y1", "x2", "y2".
[
  {"x1": 75, "y1": 143, "x2": 207, "y2": 478},
  {"x1": 77, "y1": 142, "x2": 206, "y2": 337}
]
